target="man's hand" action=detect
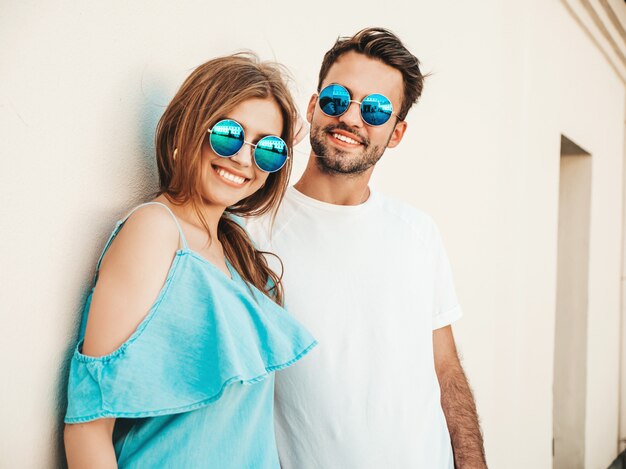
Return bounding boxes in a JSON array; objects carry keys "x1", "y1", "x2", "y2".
[{"x1": 434, "y1": 326, "x2": 487, "y2": 468}]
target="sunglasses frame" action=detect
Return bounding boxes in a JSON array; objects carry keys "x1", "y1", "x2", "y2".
[
  {"x1": 207, "y1": 119, "x2": 290, "y2": 173},
  {"x1": 316, "y1": 83, "x2": 401, "y2": 127}
]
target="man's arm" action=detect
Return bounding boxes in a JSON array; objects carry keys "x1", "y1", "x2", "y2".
[{"x1": 433, "y1": 325, "x2": 487, "y2": 468}]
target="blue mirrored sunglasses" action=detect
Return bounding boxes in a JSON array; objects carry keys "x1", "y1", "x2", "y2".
[
  {"x1": 317, "y1": 83, "x2": 400, "y2": 126},
  {"x1": 208, "y1": 119, "x2": 289, "y2": 173}
]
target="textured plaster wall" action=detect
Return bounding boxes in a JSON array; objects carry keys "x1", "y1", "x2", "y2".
[{"x1": 1, "y1": 0, "x2": 624, "y2": 467}]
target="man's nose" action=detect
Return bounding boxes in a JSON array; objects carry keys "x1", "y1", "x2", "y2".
[{"x1": 338, "y1": 100, "x2": 363, "y2": 128}]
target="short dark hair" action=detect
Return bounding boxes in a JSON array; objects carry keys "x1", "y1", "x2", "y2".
[{"x1": 317, "y1": 27, "x2": 425, "y2": 121}]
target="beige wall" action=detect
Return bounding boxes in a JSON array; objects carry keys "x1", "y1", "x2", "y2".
[{"x1": 1, "y1": 0, "x2": 624, "y2": 467}]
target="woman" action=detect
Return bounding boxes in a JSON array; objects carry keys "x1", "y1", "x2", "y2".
[{"x1": 63, "y1": 53, "x2": 317, "y2": 467}]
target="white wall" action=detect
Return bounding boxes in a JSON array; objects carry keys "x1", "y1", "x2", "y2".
[{"x1": 1, "y1": 0, "x2": 624, "y2": 467}]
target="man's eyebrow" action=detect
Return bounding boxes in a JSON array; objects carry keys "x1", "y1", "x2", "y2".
[
  {"x1": 341, "y1": 84, "x2": 354, "y2": 96},
  {"x1": 335, "y1": 83, "x2": 375, "y2": 100},
  {"x1": 325, "y1": 82, "x2": 355, "y2": 97}
]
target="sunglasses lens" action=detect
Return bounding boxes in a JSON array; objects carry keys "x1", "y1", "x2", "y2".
[
  {"x1": 254, "y1": 136, "x2": 288, "y2": 172},
  {"x1": 318, "y1": 84, "x2": 350, "y2": 117},
  {"x1": 361, "y1": 94, "x2": 393, "y2": 126},
  {"x1": 210, "y1": 119, "x2": 244, "y2": 157}
]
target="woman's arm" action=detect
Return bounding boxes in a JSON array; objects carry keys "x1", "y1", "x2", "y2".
[
  {"x1": 64, "y1": 419, "x2": 117, "y2": 468},
  {"x1": 64, "y1": 204, "x2": 181, "y2": 465}
]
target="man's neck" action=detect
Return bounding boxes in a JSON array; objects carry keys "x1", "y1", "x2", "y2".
[{"x1": 294, "y1": 161, "x2": 373, "y2": 206}]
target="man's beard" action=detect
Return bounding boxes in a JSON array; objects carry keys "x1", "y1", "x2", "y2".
[{"x1": 310, "y1": 123, "x2": 387, "y2": 176}]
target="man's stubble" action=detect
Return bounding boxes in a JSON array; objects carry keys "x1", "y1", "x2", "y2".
[{"x1": 309, "y1": 123, "x2": 389, "y2": 177}]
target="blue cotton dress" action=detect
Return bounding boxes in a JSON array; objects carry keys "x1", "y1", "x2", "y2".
[{"x1": 64, "y1": 202, "x2": 317, "y2": 468}]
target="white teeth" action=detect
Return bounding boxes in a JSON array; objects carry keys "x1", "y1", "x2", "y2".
[
  {"x1": 215, "y1": 167, "x2": 246, "y2": 185},
  {"x1": 332, "y1": 133, "x2": 360, "y2": 145}
]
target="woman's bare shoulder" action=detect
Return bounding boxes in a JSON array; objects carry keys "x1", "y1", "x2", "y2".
[{"x1": 81, "y1": 202, "x2": 183, "y2": 357}]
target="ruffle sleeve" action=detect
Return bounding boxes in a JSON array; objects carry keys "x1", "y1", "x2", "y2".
[{"x1": 65, "y1": 251, "x2": 317, "y2": 423}]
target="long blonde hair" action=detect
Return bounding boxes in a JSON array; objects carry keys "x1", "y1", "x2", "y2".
[{"x1": 155, "y1": 53, "x2": 297, "y2": 304}]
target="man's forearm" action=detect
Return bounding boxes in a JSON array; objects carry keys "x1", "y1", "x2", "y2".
[{"x1": 439, "y1": 361, "x2": 486, "y2": 468}]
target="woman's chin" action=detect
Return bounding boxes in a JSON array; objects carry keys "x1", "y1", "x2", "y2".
[{"x1": 202, "y1": 189, "x2": 253, "y2": 208}]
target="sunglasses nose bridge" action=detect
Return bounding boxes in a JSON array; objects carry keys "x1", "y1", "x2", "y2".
[{"x1": 339, "y1": 99, "x2": 364, "y2": 127}]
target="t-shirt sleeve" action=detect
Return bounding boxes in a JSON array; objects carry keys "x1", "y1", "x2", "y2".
[{"x1": 430, "y1": 219, "x2": 463, "y2": 330}]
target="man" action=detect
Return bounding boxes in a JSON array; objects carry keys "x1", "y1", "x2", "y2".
[{"x1": 247, "y1": 27, "x2": 486, "y2": 468}]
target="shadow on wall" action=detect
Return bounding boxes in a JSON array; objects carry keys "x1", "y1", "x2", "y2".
[
  {"x1": 128, "y1": 65, "x2": 171, "y2": 202},
  {"x1": 52, "y1": 72, "x2": 171, "y2": 467},
  {"x1": 54, "y1": 314, "x2": 81, "y2": 468}
]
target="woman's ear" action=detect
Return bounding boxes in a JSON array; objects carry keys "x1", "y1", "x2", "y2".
[{"x1": 293, "y1": 114, "x2": 309, "y2": 146}]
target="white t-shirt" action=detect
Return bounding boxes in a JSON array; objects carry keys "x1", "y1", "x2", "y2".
[{"x1": 246, "y1": 186, "x2": 462, "y2": 469}]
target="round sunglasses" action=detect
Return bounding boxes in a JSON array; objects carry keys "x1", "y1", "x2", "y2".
[
  {"x1": 207, "y1": 119, "x2": 289, "y2": 173},
  {"x1": 317, "y1": 83, "x2": 400, "y2": 126}
]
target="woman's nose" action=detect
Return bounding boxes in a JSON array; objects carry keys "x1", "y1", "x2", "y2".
[{"x1": 230, "y1": 142, "x2": 254, "y2": 168}]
